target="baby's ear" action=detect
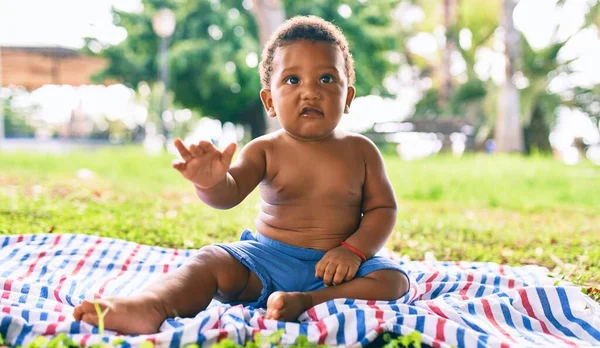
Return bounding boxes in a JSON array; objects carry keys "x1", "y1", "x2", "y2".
[
  {"x1": 260, "y1": 89, "x2": 276, "y2": 117},
  {"x1": 344, "y1": 86, "x2": 356, "y2": 113}
]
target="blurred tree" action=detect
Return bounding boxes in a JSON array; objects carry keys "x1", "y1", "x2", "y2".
[
  {"x1": 439, "y1": 0, "x2": 458, "y2": 109},
  {"x1": 567, "y1": 86, "x2": 600, "y2": 127},
  {"x1": 520, "y1": 38, "x2": 572, "y2": 153},
  {"x1": 495, "y1": 0, "x2": 524, "y2": 152},
  {"x1": 249, "y1": 0, "x2": 285, "y2": 133},
  {"x1": 449, "y1": 0, "x2": 498, "y2": 137},
  {"x1": 411, "y1": 0, "x2": 499, "y2": 144},
  {"x1": 409, "y1": 0, "x2": 600, "y2": 153},
  {"x1": 519, "y1": 0, "x2": 600, "y2": 153},
  {"x1": 87, "y1": 0, "x2": 405, "y2": 138},
  {"x1": 1, "y1": 96, "x2": 36, "y2": 138}
]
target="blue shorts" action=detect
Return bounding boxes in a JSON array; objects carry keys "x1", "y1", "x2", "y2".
[{"x1": 215, "y1": 229, "x2": 410, "y2": 308}]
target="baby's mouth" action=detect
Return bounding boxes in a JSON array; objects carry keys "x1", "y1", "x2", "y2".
[{"x1": 300, "y1": 107, "x2": 324, "y2": 117}]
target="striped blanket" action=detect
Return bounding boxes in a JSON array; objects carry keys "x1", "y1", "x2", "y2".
[{"x1": 1, "y1": 234, "x2": 599, "y2": 347}]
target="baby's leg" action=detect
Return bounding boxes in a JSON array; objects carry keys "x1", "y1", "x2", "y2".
[
  {"x1": 265, "y1": 270, "x2": 409, "y2": 321},
  {"x1": 73, "y1": 246, "x2": 263, "y2": 334}
]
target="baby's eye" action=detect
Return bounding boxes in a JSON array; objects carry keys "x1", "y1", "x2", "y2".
[
  {"x1": 285, "y1": 76, "x2": 300, "y2": 84},
  {"x1": 320, "y1": 75, "x2": 335, "y2": 84}
]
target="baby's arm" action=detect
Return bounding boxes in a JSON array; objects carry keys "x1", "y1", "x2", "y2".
[
  {"x1": 174, "y1": 137, "x2": 267, "y2": 209},
  {"x1": 344, "y1": 137, "x2": 397, "y2": 258}
]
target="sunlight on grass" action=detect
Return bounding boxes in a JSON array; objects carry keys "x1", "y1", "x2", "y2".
[{"x1": 1, "y1": 147, "x2": 599, "y2": 284}]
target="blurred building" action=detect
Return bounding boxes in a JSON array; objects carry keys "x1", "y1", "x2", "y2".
[{"x1": 0, "y1": 46, "x2": 108, "y2": 90}]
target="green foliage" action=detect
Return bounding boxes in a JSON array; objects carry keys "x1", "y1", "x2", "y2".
[
  {"x1": 88, "y1": 0, "x2": 406, "y2": 137},
  {"x1": 0, "y1": 331, "x2": 426, "y2": 348},
  {"x1": 382, "y1": 331, "x2": 423, "y2": 348},
  {"x1": 450, "y1": 78, "x2": 486, "y2": 115},
  {"x1": 284, "y1": 0, "x2": 405, "y2": 97},
  {"x1": 582, "y1": 287, "x2": 600, "y2": 303},
  {"x1": 1, "y1": 96, "x2": 36, "y2": 138},
  {"x1": 412, "y1": 88, "x2": 441, "y2": 119}
]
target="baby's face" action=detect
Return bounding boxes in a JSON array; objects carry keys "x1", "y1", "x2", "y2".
[{"x1": 261, "y1": 40, "x2": 355, "y2": 141}]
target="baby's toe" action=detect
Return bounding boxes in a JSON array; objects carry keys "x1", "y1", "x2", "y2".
[{"x1": 81, "y1": 312, "x2": 99, "y2": 326}]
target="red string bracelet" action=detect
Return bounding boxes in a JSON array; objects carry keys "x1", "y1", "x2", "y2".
[{"x1": 340, "y1": 241, "x2": 367, "y2": 262}]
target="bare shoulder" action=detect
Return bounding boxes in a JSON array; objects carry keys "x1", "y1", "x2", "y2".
[
  {"x1": 238, "y1": 132, "x2": 275, "y2": 157},
  {"x1": 335, "y1": 131, "x2": 380, "y2": 158}
]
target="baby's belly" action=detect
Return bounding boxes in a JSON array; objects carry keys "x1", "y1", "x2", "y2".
[{"x1": 255, "y1": 202, "x2": 362, "y2": 251}]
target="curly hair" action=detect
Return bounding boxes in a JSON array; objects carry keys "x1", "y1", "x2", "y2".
[{"x1": 259, "y1": 15, "x2": 356, "y2": 89}]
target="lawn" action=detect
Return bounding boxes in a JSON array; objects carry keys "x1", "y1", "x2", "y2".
[{"x1": 1, "y1": 146, "x2": 599, "y2": 285}]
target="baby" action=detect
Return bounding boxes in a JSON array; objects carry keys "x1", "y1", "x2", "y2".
[{"x1": 74, "y1": 15, "x2": 409, "y2": 335}]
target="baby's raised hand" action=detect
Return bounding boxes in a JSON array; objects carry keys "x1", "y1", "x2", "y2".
[
  {"x1": 172, "y1": 138, "x2": 237, "y2": 189},
  {"x1": 315, "y1": 246, "x2": 363, "y2": 287}
]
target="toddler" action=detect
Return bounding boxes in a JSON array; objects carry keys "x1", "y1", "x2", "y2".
[{"x1": 74, "y1": 15, "x2": 409, "y2": 334}]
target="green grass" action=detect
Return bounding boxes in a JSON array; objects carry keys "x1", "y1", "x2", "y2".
[{"x1": 1, "y1": 147, "x2": 599, "y2": 285}]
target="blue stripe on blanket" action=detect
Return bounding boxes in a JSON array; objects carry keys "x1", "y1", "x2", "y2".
[{"x1": 1, "y1": 234, "x2": 599, "y2": 347}]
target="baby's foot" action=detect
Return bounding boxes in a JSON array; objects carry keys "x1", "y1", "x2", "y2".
[
  {"x1": 264, "y1": 291, "x2": 313, "y2": 321},
  {"x1": 73, "y1": 294, "x2": 167, "y2": 335}
]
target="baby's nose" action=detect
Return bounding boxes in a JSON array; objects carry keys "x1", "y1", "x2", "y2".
[{"x1": 301, "y1": 84, "x2": 322, "y2": 100}]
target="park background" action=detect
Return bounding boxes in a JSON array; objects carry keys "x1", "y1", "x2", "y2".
[{"x1": 1, "y1": 0, "x2": 599, "y2": 288}]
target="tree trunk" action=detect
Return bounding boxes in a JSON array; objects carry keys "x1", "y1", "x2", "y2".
[
  {"x1": 495, "y1": 0, "x2": 524, "y2": 152},
  {"x1": 439, "y1": 0, "x2": 458, "y2": 111},
  {"x1": 524, "y1": 102, "x2": 551, "y2": 154},
  {"x1": 250, "y1": 0, "x2": 285, "y2": 135}
]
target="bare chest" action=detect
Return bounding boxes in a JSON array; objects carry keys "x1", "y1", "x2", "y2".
[{"x1": 261, "y1": 148, "x2": 364, "y2": 205}]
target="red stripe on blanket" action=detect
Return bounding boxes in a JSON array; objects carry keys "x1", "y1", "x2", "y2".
[
  {"x1": 2, "y1": 279, "x2": 13, "y2": 300},
  {"x1": 18, "y1": 235, "x2": 62, "y2": 281},
  {"x1": 459, "y1": 273, "x2": 475, "y2": 296},
  {"x1": 306, "y1": 307, "x2": 328, "y2": 344},
  {"x1": 98, "y1": 244, "x2": 141, "y2": 295},
  {"x1": 508, "y1": 278, "x2": 515, "y2": 289},
  {"x1": 435, "y1": 317, "x2": 446, "y2": 344},
  {"x1": 217, "y1": 329, "x2": 228, "y2": 342},
  {"x1": 45, "y1": 323, "x2": 58, "y2": 335},
  {"x1": 80, "y1": 334, "x2": 91, "y2": 346},
  {"x1": 427, "y1": 302, "x2": 449, "y2": 319},
  {"x1": 257, "y1": 316, "x2": 267, "y2": 330},
  {"x1": 481, "y1": 298, "x2": 516, "y2": 344},
  {"x1": 19, "y1": 251, "x2": 47, "y2": 280},
  {"x1": 517, "y1": 288, "x2": 578, "y2": 347},
  {"x1": 54, "y1": 237, "x2": 103, "y2": 301},
  {"x1": 163, "y1": 249, "x2": 180, "y2": 273},
  {"x1": 424, "y1": 271, "x2": 440, "y2": 295},
  {"x1": 367, "y1": 300, "x2": 385, "y2": 334},
  {"x1": 316, "y1": 320, "x2": 328, "y2": 345}
]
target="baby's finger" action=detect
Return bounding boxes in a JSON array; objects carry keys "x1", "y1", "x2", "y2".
[
  {"x1": 333, "y1": 265, "x2": 349, "y2": 285},
  {"x1": 73, "y1": 305, "x2": 83, "y2": 320},
  {"x1": 198, "y1": 140, "x2": 216, "y2": 152},
  {"x1": 220, "y1": 143, "x2": 237, "y2": 166},
  {"x1": 345, "y1": 264, "x2": 359, "y2": 282},
  {"x1": 174, "y1": 138, "x2": 193, "y2": 161},
  {"x1": 323, "y1": 263, "x2": 337, "y2": 287},
  {"x1": 171, "y1": 160, "x2": 186, "y2": 172},
  {"x1": 81, "y1": 313, "x2": 99, "y2": 326},
  {"x1": 315, "y1": 260, "x2": 327, "y2": 279},
  {"x1": 190, "y1": 144, "x2": 203, "y2": 157}
]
